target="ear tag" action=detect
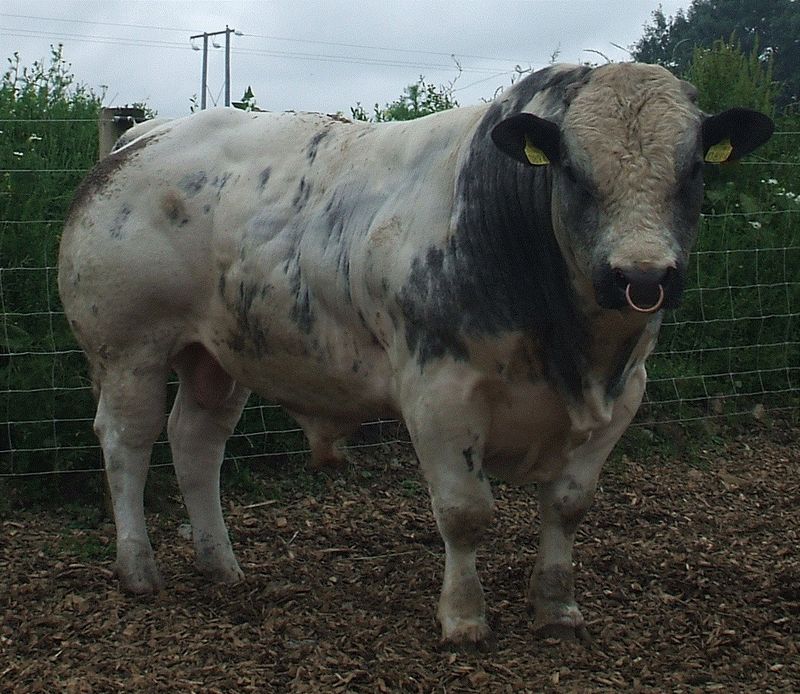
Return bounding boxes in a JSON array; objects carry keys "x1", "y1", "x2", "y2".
[
  {"x1": 524, "y1": 135, "x2": 550, "y2": 166},
  {"x1": 705, "y1": 138, "x2": 734, "y2": 164}
]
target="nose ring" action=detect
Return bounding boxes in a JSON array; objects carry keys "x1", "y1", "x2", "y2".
[{"x1": 625, "y1": 284, "x2": 665, "y2": 313}]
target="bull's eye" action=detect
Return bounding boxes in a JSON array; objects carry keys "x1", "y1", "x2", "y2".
[
  {"x1": 561, "y1": 163, "x2": 593, "y2": 204},
  {"x1": 562, "y1": 164, "x2": 579, "y2": 185}
]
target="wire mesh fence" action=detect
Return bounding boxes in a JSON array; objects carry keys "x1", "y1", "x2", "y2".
[{"x1": 1, "y1": 117, "x2": 798, "y2": 482}]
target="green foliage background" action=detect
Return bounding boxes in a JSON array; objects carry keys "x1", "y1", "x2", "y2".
[
  {"x1": 642, "y1": 39, "x2": 799, "y2": 424},
  {"x1": 632, "y1": 0, "x2": 800, "y2": 108},
  {"x1": 351, "y1": 76, "x2": 459, "y2": 122},
  {"x1": 0, "y1": 37, "x2": 797, "y2": 505},
  {"x1": 1, "y1": 47, "x2": 104, "y2": 501}
]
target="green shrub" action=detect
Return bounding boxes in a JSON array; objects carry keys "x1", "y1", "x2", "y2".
[
  {"x1": 1, "y1": 46, "x2": 104, "y2": 502},
  {"x1": 351, "y1": 76, "x2": 458, "y2": 122}
]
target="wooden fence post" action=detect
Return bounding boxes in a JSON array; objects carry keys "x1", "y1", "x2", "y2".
[{"x1": 98, "y1": 106, "x2": 146, "y2": 159}]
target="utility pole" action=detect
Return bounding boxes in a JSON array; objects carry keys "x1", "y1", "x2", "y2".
[
  {"x1": 200, "y1": 33, "x2": 209, "y2": 109},
  {"x1": 225, "y1": 25, "x2": 232, "y2": 107},
  {"x1": 190, "y1": 26, "x2": 240, "y2": 109}
]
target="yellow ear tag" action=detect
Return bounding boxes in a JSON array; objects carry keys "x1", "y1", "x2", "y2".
[
  {"x1": 705, "y1": 138, "x2": 734, "y2": 164},
  {"x1": 524, "y1": 136, "x2": 550, "y2": 166}
]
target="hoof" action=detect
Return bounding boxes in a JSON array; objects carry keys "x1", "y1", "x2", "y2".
[
  {"x1": 530, "y1": 600, "x2": 590, "y2": 644},
  {"x1": 309, "y1": 451, "x2": 347, "y2": 472},
  {"x1": 195, "y1": 545, "x2": 244, "y2": 584},
  {"x1": 534, "y1": 621, "x2": 591, "y2": 644},
  {"x1": 115, "y1": 541, "x2": 163, "y2": 594},
  {"x1": 197, "y1": 561, "x2": 244, "y2": 584},
  {"x1": 115, "y1": 562, "x2": 164, "y2": 594},
  {"x1": 440, "y1": 619, "x2": 495, "y2": 651}
]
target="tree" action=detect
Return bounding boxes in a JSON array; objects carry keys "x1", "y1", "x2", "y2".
[
  {"x1": 351, "y1": 76, "x2": 458, "y2": 122},
  {"x1": 632, "y1": 0, "x2": 800, "y2": 108},
  {"x1": 686, "y1": 38, "x2": 776, "y2": 114},
  {"x1": 233, "y1": 85, "x2": 261, "y2": 112}
]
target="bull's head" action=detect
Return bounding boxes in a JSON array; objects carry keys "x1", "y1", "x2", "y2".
[{"x1": 491, "y1": 63, "x2": 774, "y2": 314}]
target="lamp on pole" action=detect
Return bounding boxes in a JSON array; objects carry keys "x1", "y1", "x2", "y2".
[{"x1": 190, "y1": 26, "x2": 242, "y2": 109}]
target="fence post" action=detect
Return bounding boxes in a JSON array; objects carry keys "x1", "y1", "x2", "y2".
[{"x1": 98, "y1": 106, "x2": 146, "y2": 159}]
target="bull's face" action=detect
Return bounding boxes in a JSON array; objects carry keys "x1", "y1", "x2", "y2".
[{"x1": 491, "y1": 64, "x2": 774, "y2": 314}]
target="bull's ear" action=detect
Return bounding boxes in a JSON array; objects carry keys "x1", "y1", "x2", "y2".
[
  {"x1": 491, "y1": 113, "x2": 560, "y2": 166},
  {"x1": 702, "y1": 107, "x2": 774, "y2": 164}
]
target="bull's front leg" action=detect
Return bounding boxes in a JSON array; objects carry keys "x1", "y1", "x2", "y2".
[
  {"x1": 530, "y1": 454, "x2": 604, "y2": 640},
  {"x1": 429, "y1": 449, "x2": 495, "y2": 646},
  {"x1": 403, "y1": 376, "x2": 495, "y2": 646},
  {"x1": 530, "y1": 370, "x2": 647, "y2": 639}
]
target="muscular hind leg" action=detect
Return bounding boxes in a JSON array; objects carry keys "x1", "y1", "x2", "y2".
[
  {"x1": 168, "y1": 344, "x2": 250, "y2": 583},
  {"x1": 94, "y1": 361, "x2": 169, "y2": 593}
]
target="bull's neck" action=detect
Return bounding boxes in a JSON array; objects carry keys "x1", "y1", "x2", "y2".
[
  {"x1": 452, "y1": 123, "x2": 660, "y2": 402},
  {"x1": 452, "y1": 130, "x2": 587, "y2": 396}
]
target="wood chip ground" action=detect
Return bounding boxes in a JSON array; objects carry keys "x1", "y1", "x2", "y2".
[{"x1": 1, "y1": 419, "x2": 798, "y2": 692}]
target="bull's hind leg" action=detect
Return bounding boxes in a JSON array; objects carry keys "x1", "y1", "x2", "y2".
[
  {"x1": 168, "y1": 344, "x2": 250, "y2": 583},
  {"x1": 93, "y1": 362, "x2": 169, "y2": 593}
]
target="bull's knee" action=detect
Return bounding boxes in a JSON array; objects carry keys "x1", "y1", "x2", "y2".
[
  {"x1": 434, "y1": 495, "x2": 494, "y2": 549},
  {"x1": 545, "y1": 475, "x2": 595, "y2": 532}
]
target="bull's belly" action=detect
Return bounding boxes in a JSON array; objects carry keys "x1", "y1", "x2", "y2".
[{"x1": 202, "y1": 306, "x2": 396, "y2": 425}]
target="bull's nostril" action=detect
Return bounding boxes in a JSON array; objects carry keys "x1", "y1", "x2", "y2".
[{"x1": 613, "y1": 268, "x2": 628, "y2": 289}]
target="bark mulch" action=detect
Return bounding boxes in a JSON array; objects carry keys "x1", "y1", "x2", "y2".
[{"x1": 1, "y1": 418, "x2": 798, "y2": 692}]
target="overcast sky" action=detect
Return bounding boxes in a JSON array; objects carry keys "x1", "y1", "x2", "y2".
[{"x1": 2, "y1": 1, "x2": 689, "y2": 118}]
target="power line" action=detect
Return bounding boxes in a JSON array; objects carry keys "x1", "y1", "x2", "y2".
[
  {"x1": 2, "y1": 26, "x2": 510, "y2": 75},
  {"x1": 0, "y1": 12, "x2": 198, "y2": 34},
  {"x1": 0, "y1": 12, "x2": 532, "y2": 70},
  {"x1": 1, "y1": 26, "x2": 191, "y2": 51},
  {"x1": 243, "y1": 31, "x2": 530, "y2": 67}
]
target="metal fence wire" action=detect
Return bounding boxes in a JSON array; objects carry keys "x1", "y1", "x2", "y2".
[{"x1": 1, "y1": 120, "x2": 798, "y2": 479}]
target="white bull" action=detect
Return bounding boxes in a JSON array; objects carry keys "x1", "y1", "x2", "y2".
[{"x1": 58, "y1": 62, "x2": 773, "y2": 646}]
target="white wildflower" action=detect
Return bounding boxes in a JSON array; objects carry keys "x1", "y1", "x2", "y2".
[
  {"x1": 12, "y1": 151, "x2": 24, "y2": 157},
  {"x1": 766, "y1": 178, "x2": 779, "y2": 185},
  {"x1": 748, "y1": 221, "x2": 762, "y2": 229},
  {"x1": 28, "y1": 134, "x2": 42, "y2": 142}
]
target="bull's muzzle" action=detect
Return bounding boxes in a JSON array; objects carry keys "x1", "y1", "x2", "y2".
[{"x1": 602, "y1": 265, "x2": 677, "y2": 313}]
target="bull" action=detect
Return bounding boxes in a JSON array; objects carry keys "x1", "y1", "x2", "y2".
[{"x1": 58, "y1": 63, "x2": 773, "y2": 646}]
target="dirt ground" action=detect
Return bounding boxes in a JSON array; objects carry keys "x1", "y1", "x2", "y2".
[{"x1": 1, "y1": 418, "x2": 798, "y2": 693}]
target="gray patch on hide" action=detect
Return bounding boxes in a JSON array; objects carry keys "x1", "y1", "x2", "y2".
[
  {"x1": 178, "y1": 171, "x2": 208, "y2": 196},
  {"x1": 109, "y1": 204, "x2": 131, "y2": 239}
]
